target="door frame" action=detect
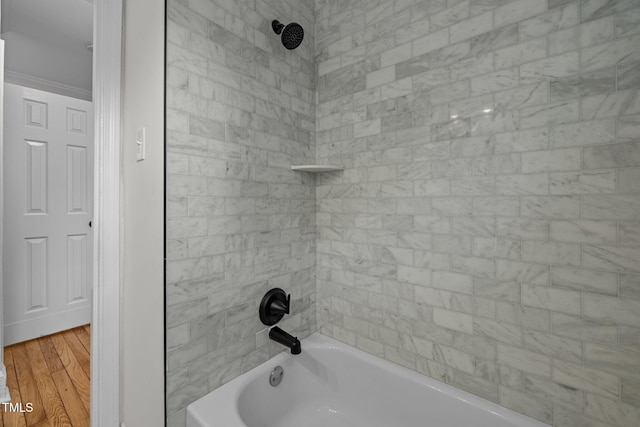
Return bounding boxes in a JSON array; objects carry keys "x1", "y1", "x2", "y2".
[
  {"x1": 91, "y1": 0, "x2": 122, "y2": 426},
  {"x1": 0, "y1": 1, "x2": 122, "y2": 422}
]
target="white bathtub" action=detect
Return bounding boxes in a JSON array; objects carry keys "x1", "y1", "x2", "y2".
[{"x1": 186, "y1": 333, "x2": 549, "y2": 427}]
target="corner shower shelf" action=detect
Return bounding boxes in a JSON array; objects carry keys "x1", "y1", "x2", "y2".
[{"x1": 291, "y1": 165, "x2": 344, "y2": 173}]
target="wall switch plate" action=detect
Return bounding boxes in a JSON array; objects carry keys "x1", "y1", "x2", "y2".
[{"x1": 136, "y1": 127, "x2": 146, "y2": 161}]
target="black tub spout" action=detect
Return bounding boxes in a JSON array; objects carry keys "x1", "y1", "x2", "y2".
[{"x1": 269, "y1": 326, "x2": 301, "y2": 355}]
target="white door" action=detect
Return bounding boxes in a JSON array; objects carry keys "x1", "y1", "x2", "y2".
[{"x1": 3, "y1": 83, "x2": 93, "y2": 345}]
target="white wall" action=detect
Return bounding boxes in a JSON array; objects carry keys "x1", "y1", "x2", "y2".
[
  {"x1": 121, "y1": 0, "x2": 164, "y2": 425},
  {"x1": 3, "y1": 31, "x2": 92, "y2": 100}
]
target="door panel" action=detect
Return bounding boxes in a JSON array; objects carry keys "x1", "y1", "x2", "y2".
[{"x1": 4, "y1": 83, "x2": 93, "y2": 345}]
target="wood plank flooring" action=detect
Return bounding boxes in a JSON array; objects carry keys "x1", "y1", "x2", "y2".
[{"x1": 2, "y1": 325, "x2": 90, "y2": 427}]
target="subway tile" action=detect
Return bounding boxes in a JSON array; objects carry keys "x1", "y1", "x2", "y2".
[
  {"x1": 474, "y1": 278, "x2": 520, "y2": 302},
  {"x1": 581, "y1": 89, "x2": 640, "y2": 120},
  {"x1": 620, "y1": 273, "x2": 640, "y2": 300},
  {"x1": 493, "y1": 36, "x2": 546, "y2": 71},
  {"x1": 499, "y1": 386, "x2": 553, "y2": 424},
  {"x1": 552, "y1": 313, "x2": 618, "y2": 345},
  {"x1": 498, "y1": 343, "x2": 552, "y2": 377},
  {"x1": 552, "y1": 265, "x2": 618, "y2": 294},
  {"x1": 550, "y1": 170, "x2": 617, "y2": 195},
  {"x1": 584, "y1": 142, "x2": 640, "y2": 169},
  {"x1": 522, "y1": 284, "x2": 582, "y2": 315},
  {"x1": 554, "y1": 405, "x2": 617, "y2": 427},
  {"x1": 620, "y1": 221, "x2": 640, "y2": 247},
  {"x1": 618, "y1": 114, "x2": 640, "y2": 142},
  {"x1": 618, "y1": 168, "x2": 640, "y2": 193},
  {"x1": 525, "y1": 374, "x2": 584, "y2": 409},
  {"x1": 494, "y1": 0, "x2": 548, "y2": 27},
  {"x1": 497, "y1": 302, "x2": 550, "y2": 331},
  {"x1": 450, "y1": 11, "x2": 494, "y2": 44},
  {"x1": 469, "y1": 23, "x2": 518, "y2": 57},
  {"x1": 554, "y1": 359, "x2": 620, "y2": 399},
  {"x1": 522, "y1": 100, "x2": 574, "y2": 132},
  {"x1": 520, "y1": 52, "x2": 581, "y2": 84},
  {"x1": 494, "y1": 82, "x2": 549, "y2": 111},
  {"x1": 581, "y1": 35, "x2": 640, "y2": 72},
  {"x1": 583, "y1": 195, "x2": 640, "y2": 220},
  {"x1": 583, "y1": 294, "x2": 640, "y2": 326},
  {"x1": 583, "y1": 244, "x2": 640, "y2": 271},
  {"x1": 622, "y1": 377, "x2": 640, "y2": 406},
  {"x1": 524, "y1": 330, "x2": 583, "y2": 363},
  {"x1": 581, "y1": 0, "x2": 639, "y2": 22},
  {"x1": 519, "y1": 3, "x2": 579, "y2": 41},
  {"x1": 433, "y1": 308, "x2": 474, "y2": 334},
  {"x1": 472, "y1": 237, "x2": 521, "y2": 260},
  {"x1": 616, "y1": 8, "x2": 640, "y2": 38},
  {"x1": 584, "y1": 343, "x2": 640, "y2": 380},
  {"x1": 522, "y1": 241, "x2": 581, "y2": 267},
  {"x1": 550, "y1": 220, "x2": 617, "y2": 245},
  {"x1": 549, "y1": 119, "x2": 616, "y2": 148},
  {"x1": 497, "y1": 260, "x2": 550, "y2": 285},
  {"x1": 496, "y1": 173, "x2": 548, "y2": 195},
  {"x1": 585, "y1": 394, "x2": 640, "y2": 427},
  {"x1": 620, "y1": 325, "x2": 640, "y2": 353},
  {"x1": 521, "y1": 195, "x2": 581, "y2": 218},
  {"x1": 494, "y1": 128, "x2": 549, "y2": 154}
]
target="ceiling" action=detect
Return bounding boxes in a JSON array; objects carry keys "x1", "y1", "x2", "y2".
[{"x1": 1, "y1": 0, "x2": 93, "y2": 49}]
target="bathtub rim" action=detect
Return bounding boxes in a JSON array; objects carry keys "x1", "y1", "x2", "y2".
[{"x1": 186, "y1": 332, "x2": 550, "y2": 427}]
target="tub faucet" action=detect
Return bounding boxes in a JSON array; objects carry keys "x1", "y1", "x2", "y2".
[{"x1": 269, "y1": 326, "x2": 301, "y2": 355}]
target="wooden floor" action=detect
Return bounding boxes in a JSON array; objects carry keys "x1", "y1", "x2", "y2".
[{"x1": 1, "y1": 325, "x2": 90, "y2": 427}]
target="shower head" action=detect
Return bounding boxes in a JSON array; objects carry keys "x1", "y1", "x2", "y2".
[{"x1": 272, "y1": 20, "x2": 304, "y2": 50}]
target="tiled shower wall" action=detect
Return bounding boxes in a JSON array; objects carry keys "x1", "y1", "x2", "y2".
[
  {"x1": 165, "y1": 0, "x2": 316, "y2": 424},
  {"x1": 315, "y1": 0, "x2": 640, "y2": 426}
]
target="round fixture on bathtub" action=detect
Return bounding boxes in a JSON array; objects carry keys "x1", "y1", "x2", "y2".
[{"x1": 269, "y1": 366, "x2": 284, "y2": 387}]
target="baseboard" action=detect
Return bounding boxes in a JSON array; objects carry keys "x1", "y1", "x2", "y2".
[
  {"x1": 3, "y1": 306, "x2": 91, "y2": 346},
  {"x1": 0, "y1": 365, "x2": 11, "y2": 403}
]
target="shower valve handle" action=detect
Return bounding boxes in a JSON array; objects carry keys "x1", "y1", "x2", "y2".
[
  {"x1": 259, "y1": 288, "x2": 291, "y2": 326},
  {"x1": 270, "y1": 293, "x2": 290, "y2": 315}
]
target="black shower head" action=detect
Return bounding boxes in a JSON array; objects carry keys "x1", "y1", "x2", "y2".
[{"x1": 272, "y1": 20, "x2": 304, "y2": 50}]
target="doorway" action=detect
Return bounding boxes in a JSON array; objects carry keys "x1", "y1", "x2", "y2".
[{"x1": 1, "y1": 0, "x2": 94, "y2": 424}]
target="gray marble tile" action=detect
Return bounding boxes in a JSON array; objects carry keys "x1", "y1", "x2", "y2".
[
  {"x1": 584, "y1": 142, "x2": 640, "y2": 169},
  {"x1": 584, "y1": 342, "x2": 640, "y2": 380},
  {"x1": 616, "y1": 8, "x2": 640, "y2": 37},
  {"x1": 550, "y1": 220, "x2": 617, "y2": 245},
  {"x1": 619, "y1": 61, "x2": 640, "y2": 90},
  {"x1": 585, "y1": 394, "x2": 640, "y2": 427},
  {"x1": 525, "y1": 374, "x2": 585, "y2": 409},
  {"x1": 500, "y1": 387, "x2": 554, "y2": 424},
  {"x1": 583, "y1": 294, "x2": 640, "y2": 326},
  {"x1": 554, "y1": 359, "x2": 620, "y2": 399},
  {"x1": 498, "y1": 343, "x2": 552, "y2": 377},
  {"x1": 622, "y1": 377, "x2": 640, "y2": 406},
  {"x1": 497, "y1": 302, "x2": 550, "y2": 331},
  {"x1": 583, "y1": 195, "x2": 640, "y2": 220},
  {"x1": 620, "y1": 273, "x2": 640, "y2": 299},
  {"x1": 583, "y1": 244, "x2": 640, "y2": 271},
  {"x1": 521, "y1": 195, "x2": 581, "y2": 218},
  {"x1": 581, "y1": 0, "x2": 639, "y2": 22},
  {"x1": 551, "y1": 266, "x2": 618, "y2": 296},
  {"x1": 550, "y1": 170, "x2": 617, "y2": 195},
  {"x1": 469, "y1": 23, "x2": 518, "y2": 57},
  {"x1": 520, "y1": 3, "x2": 579, "y2": 40},
  {"x1": 552, "y1": 312, "x2": 618, "y2": 345},
  {"x1": 523, "y1": 283, "x2": 582, "y2": 315},
  {"x1": 550, "y1": 68, "x2": 616, "y2": 102}
]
